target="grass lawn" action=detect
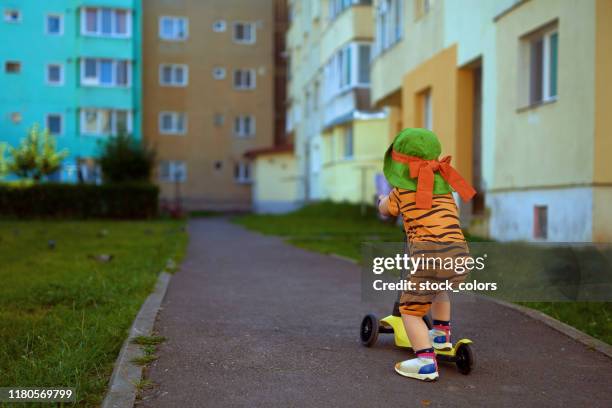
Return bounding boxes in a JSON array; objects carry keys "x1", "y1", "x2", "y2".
[
  {"x1": 0, "y1": 219, "x2": 187, "y2": 407},
  {"x1": 235, "y1": 202, "x2": 612, "y2": 345}
]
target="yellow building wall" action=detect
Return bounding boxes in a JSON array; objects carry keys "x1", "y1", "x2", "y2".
[
  {"x1": 321, "y1": 118, "x2": 388, "y2": 204},
  {"x1": 494, "y1": 0, "x2": 596, "y2": 190},
  {"x1": 320, "y1": 5, "x2": 374, "y2": 63},
  {"x1": 370, "y1": 0, "x2": 445, "y2": 105},
  {"x1": 252, "y1": 152, "x2": 299, "y2": 211},
  {"x1": 143, "y1": 0, "x2": 276, "y2": 210},
  {"x1": 400, "y1": 45, "x2": 473, "y2": 182},
  {"x1": 593, "y1": 0, "x2": 612, "y2": 241},
  {"x1": 594, "y1": 0, "x2": 612, "y2": 184}
]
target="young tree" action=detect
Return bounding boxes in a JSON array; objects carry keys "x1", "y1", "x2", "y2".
[
  {"x1": 7, "y1": 124, "x2": 68, "y2": 181},
  {"x1": 98, "y1": 133, "x2": 155, "y2": 183}
]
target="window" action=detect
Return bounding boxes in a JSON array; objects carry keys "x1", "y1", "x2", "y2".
[
  {"x1": 233, "y1": 22, "x2": 256, "y2": 44},
  {"x1": 159, "y1": 112, "x2": 187, "y2": 135},
  {"x1": 213, "y1": 67, "x2": 226, "y2": 80},
  {"x1": 526, "y1": 26, "x2": 558, "y2": 105},
  {"x1": 213, "y1": 20, "x2": 226, "y2": 32},
  {"x1": 159, "y1": 16, "x2": 188, "y2": 40},
  {"x1": 375, "y1": 0, "x2": 402, "y2": 55},
  {"x1": 77, "y1": 159, "x2": 102, "y2": 184},
  {"x1": 329, "y1": 0, "x2": 372, "y2": 20},
  {"x1": 234, "y1": 115, "x2": 255, "y2": 138},
  {"x1": 234, "y1": 162, "x2": 251, "y2": 183},
  {"x1": 82, "y1": 8, "x2": 131, "y2": 37},
  {"x1": 421, "y1": 89, "x2": 433, "y2": 130},
  {"x1": 159, "y1": 64, "x2": 188, "y2": 87},
  {"x1": 358, "y1": 44, "x2": 371, "y2": 84},
  {"x1": 46, "y1": 14, "x2": 63, "y2": 35},
  {"x1": 214, "y1": 113, "x2": 225, "y2": 127},
  {"x1": 80, "y1": 109, "x2": 132, "y2": 136},
  {"x1": 46, "y1": 64, "x2": 64, "y2": 85},
  {"x1": 233, "y1": 69, "x2": 256, "y2": 89},
  {"x1": 534, "y1": 205, "x2": 548, "y2": 239},
  {"x1": 159, "y1": 161, "x2": 187, "y2": 182},
  {"x1": 322, "y1": 42, "x2": 371, "y2": 100},
  {"x1": 81, "y1": 59, "x2": 130, "y2": 87},
  {"x1": 4, "y1": 9, "x2": 20, "y2": 23},
  {"x1": 414, "y1": 0, "x2": 431, "y2": 20},
  {"x1": 46, "y1": 114, "x2": 63, "y2": 135},
  {"x1": 5, "y1": 61, "x2": 21, "y2": 73},
  {"x1": 343, "y1": 126, "x2": 354, "y2": 159}
]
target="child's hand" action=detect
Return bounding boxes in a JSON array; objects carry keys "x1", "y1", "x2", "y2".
[{"x1": 378, "y1": 194, "x2": 391, "y2": 218}]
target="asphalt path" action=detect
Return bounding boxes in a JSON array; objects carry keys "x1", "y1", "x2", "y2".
[{"x1": 139, "y1": 218, "x2": 612, "y2": 408}]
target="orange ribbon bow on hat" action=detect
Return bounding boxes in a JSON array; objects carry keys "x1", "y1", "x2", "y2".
[{"x1": 391, "y1": 150, "x2": 477, "y2": 209}]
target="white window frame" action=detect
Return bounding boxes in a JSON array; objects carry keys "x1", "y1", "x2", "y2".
[
  {"x1": 233, "y1": 22, "x2": 256, "y2": 44},
  {"x1": 80, "y1": 58, "x2": 132, "y2": 87},
  {"x1": 45, "y1": 13, "x2": 64, "y2": 35},
  {"x1": 46, "y1": 63, "x2": 64, "y2": 86},
  {"x1": 234, "y1": 162, "x2": 252, "y2": 184},
  {"x1": 46, "y1": 113, "x2": 63, "y2": 136},
  {"x1": 374, "y1": 0, "x2": 403, "y2": 56},
  {"x1": 233, "y1": 115, "x2": 256, "y2": 138},
  {"x1": 233, "y1": 69, "x2": 256, "y2": 90},
  {"x1": 213, "y1": 20, "x2": 226, "y2": 32},
  {"x1": 323, "y1": 41, "x2": 371, "y2": 102},
  {"x1": 158, "y1": 111, "x2": 187, "y2": 135},
  {"x1": 80, "y1": 109, "x2": 133, "y2": 136},
  {"x1": 529, "y1": 28, "x2": 559, "y2": 104},
  {"x1": 213, "y1": 67, "x2": 226, "y2": 80},
  {"x1": 81, "y1": 7, "x2": 132, "y2": 38},
  {"x1": 159, "y1": 16, "x2": 189, "y2": 41},
  {"x1": 4, "y1": 9, "x2": 21, "y2": 23},
  {"x1": 159, "y1": 64, "x2": 189, "y2": 87},
  {"x1": 159, "y1": 160, "x2": 187, "y2": 183}
]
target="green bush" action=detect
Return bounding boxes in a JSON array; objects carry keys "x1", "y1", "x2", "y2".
[
  {"x1": 0, "y1": 183, "x2": 159, "y2": 219},
  {"x1": 98, "y1": 134, "x2": 155, "y2": 183}
]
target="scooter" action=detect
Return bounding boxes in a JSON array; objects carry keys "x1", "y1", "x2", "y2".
[{"x1": 359, "y1": 240, "x2": 475, "y2": 375}]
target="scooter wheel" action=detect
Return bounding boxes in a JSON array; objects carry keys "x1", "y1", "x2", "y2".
[
  {"x1": 455, "y1": 343, "x2": 474, "y2": 375},
  {"x1": 360, "y1": 314, "x2": 379, "y2": 347}
]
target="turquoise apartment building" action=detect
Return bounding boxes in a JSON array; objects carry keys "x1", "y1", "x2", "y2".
[{"x1": 0, "y1": 0, "x2": 142, "y2": 182}]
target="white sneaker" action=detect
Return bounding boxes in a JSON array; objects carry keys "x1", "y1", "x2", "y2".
[
  {"x1": 394, "y1": 354, "x2": 439, "y2": 381},
  {"x1": 429, "y1": 327, "x2": 452, "y2": 351}
]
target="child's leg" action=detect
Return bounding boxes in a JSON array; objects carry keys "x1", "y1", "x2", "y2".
[
  {"x1": 395, "y1": 307, "x2": 438, "y2": 381},
  {"x1": 401, "y1": 314, "x2": 431, "y2": 351},
  {"x1": 430, "y1": 291, "x2": 452, "y2": 350},
  {"x1": 431, "y1": 291, "x2": 450, "y2": 321}
]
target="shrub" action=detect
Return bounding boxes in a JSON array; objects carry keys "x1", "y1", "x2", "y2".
[
  {"x1": 0, "y1": 183, "x2": 159, "y2": 219},
  {"x1": 98, "y1": 134, "x2": 155, "y2": 183},
  {"x1": 5, "y1": 125, "x2": 68, "y2": 181}
]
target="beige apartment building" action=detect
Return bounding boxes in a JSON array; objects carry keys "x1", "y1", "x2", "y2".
[{"x1": 143, "y1": 0, "x2": 280, "y2": 210}]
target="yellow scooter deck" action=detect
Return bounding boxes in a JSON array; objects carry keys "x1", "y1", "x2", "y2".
[{"x1": 380, "y1": 315, "x2": 472, "y2": 358}]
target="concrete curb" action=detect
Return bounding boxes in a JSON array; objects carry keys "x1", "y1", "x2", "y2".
[
  {"x1": 101, "y1": 272, "x2": 172, "y2": 408},
  {"x1": 483, "y1": 296, "x2": 612, "y2": 359},
  {"x1": 328, "y1": 253, "x2": 612, "y2": 359}
]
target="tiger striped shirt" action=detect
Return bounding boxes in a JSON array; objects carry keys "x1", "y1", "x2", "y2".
[{"x1": 387, "y1": 188, "x2": 466, "y2": 243}]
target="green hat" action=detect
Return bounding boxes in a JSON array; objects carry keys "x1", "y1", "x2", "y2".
[{"x1": 383, "y1": 128, "x2": 452, "y2": 194}]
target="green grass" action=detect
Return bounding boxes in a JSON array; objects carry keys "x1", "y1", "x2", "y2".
[
  {"x1": 0, "y1": 220, "x2": 188, "y2": 407},
  {"x1": 236, "y1": 201, "x2": 403, "y2": 260},
  {"x1": 235, "y1": 201, "x2": 611, "y2": 345}
]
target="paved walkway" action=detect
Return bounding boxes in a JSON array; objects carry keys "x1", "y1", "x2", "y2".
[{"x1": 139, "y1": 218, "x2": 612, "y2": 408}]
